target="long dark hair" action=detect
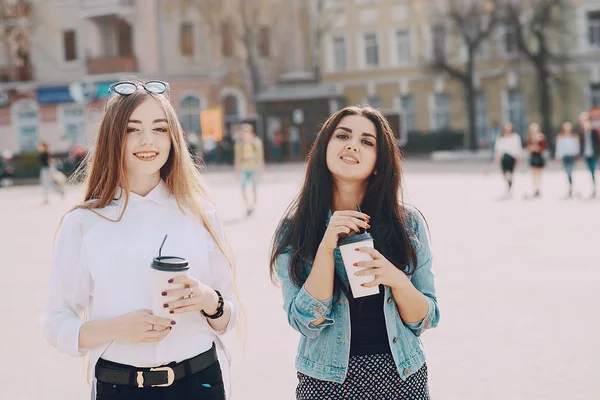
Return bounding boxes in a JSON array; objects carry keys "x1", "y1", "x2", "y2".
[{"x1": 269, "y1": 105, "x2": 419, "y2": 298}]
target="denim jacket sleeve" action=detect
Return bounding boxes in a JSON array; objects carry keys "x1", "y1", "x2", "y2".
[
  {"x1": 403, "y1": 208, "x2": 440, "y2": 337},
  {"x1": 276, "y1": 251, "x2": 335, "y2": 339}
]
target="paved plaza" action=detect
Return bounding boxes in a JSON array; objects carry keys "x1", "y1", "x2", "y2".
[{"x1": 1, "y1": 160, "x2": 599, "y2": 400}]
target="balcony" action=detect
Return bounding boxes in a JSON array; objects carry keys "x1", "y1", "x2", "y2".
[
  {"x1": 86, "y1": 56, "x2": 137, "y2": 75},
  {"x1": 79, "y1": 0, "x2": 135, "y2": 19},
  {"x1": 0, "y1": 65, "x2": 33, "y2": 82}
]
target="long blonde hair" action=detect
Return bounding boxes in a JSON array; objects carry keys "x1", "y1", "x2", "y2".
[
  {"x1": 73, "y1": 82, "x2": 237, "y2": 280},
  {"x1": 63, "y1": 80, "x2": 243, "y2": 379}
]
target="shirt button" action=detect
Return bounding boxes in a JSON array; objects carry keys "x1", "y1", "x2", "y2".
[
  {"x1": 316, "y1": 307, "x2": 323, "y2": 313},
  {"x1": 393, "y1": 337, "x2": 398, "y2": 343},
  {"x1": 387, "y1": 297, "x2": 393, "y2": 304},
  {"x1": 403, "y1": 368, "x2": 409, "y2": 376}
]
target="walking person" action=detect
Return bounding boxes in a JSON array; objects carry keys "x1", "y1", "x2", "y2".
[
  {"x1": 525, "y1": 122, "x2": 548, "y2": 198},
  {"x1": 40, "y1": 79, "x2": 238, "y2": 400},
  {"x1": 269, "y1": 105, "x2": 440, "y2": 399},
  {"x1": 555, "y1": 122, "x2": 580, "y2": 199},
  {"x1": 234, "y1": 123, "x2": 264, "y2": 216},
  {"x1": 578, "y1": 115, "x2": 600, "y2": 198},
  {"x1": 494, "y1": 122, "x2": 523, "y2": 197},
  {"x1": 38, "y1": 141, "x2": 65, "y2": 204}
]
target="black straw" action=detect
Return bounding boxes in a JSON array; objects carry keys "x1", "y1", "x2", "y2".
[{"x1": 159, "y1": 234, "x2": 168, "y2": 258}]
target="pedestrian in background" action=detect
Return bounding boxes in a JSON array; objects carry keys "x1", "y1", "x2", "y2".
[
  {"x1": 37, "y1": 141, "x2": 65, "y2": 204},
  {"x1": 525, "y1": 122, "x2": 548, "y2": 198},
  {"x1": 555, "y1": 122, "x2": 580, "y2": 199},
  {"x1": 234, "y1": 123, "x2": 264, "y2": 216},
  {"x1": 270, "y1": 105, "x2": 439, "y2": 399},
  {"x1": 494, "y1": 122, "x2": 523, "y2": 197},
  {"x1": 40, "y1": 79, "x2": 238, "y2": 400},
  {"x1": 578, "y1": 115, "x2": 600, "y2": 199}
]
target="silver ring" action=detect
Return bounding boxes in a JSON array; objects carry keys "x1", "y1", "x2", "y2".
[
  {"x1": 188, "y1": 288, "x2": 194, "y2": 298},
  {"x1": 151, "y1": 324, "x2": 155, "y2": 331}
]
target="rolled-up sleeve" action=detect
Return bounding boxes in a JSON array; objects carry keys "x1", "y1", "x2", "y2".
[
  {"x1": 276, "y1": 252, "x2": 335, "y2": 339},
  {"x1": 205, "y1": 209, "x2": 237, "y2": 335},
  {"x1": 40, "y1": 210, "x2": 91, "y2": 357},
  {"x1": 404, "y1": 209, "x2": 440, "y2": 337}
]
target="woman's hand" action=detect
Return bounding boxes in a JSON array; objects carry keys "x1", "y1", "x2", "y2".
[
  {"x1": 353, "y1": 247, "x2": 408, "y2": 290},
  {"x1": 163, "y1": 275, "x2": 220, "y2": 315},
  {"x1": 319, "y1": 210, "x2": 370, "y2": 251},
  {"x1": 113, "y1": 309, "x2": 174, "y2": 343}
]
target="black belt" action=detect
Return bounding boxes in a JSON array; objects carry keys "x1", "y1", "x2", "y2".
[{"x1": 95, "y1": 343, "x2": 218, "y2": 388}]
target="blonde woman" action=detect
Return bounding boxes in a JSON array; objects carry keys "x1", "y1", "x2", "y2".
[{"x1": 40, "y1": 79, "x2": 237, "y2": 400}]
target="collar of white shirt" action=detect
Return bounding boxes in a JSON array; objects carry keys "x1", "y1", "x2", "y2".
[{"x1": 114, "y1": 179, "x2": 170, "y2": 205}]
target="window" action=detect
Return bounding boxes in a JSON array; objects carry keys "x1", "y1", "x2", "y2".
[
  {"x1": 63, "y1": 30, "x2": 77, "y2": 61},
  {"x1": 588, "y1": 11, "x2": 600, "y2": 48},
  {"x1": 507, "y1": 90, "x2": 525, "y2": 137},
  {"x1": 396, "y1": 30, "x2": 411, "y2": 64},
  {"x1": 365, "y1": 96, "x2": 381, "y2": 108},
  {"x1": 364, "y1": 33, "x2": 379, "y2": 67},
  {"x1": 431, "y1": 24, "x2": 446, "y2": 61},
  {"x1": 61, "y1": 105, "x2": 86, "y2": 147},
  {"x1": 259, "y1": 26, "x2": 270, "y2": 57},
  {"x1": 180, "y1": 95, "x2": 202, "y2": 135},
  {"x1": 180, "y1": 23, "x2": 194, "y2": 57},
  {"x1": 332, "y1": 36, "x2": 346, "y2": 71},
  {"x1": 475, "y1": 91, "x2": 488, "y2": 144},
  {"x1": 591, "y1": 84, "x2": 600, "y2": 108},
  {"x1": 13, "y1": 101, "x2": 39, "y2": 152},
  {"x1": 221, "y1": 21, "x2": 234, "y2": 58},
  {"x1": 400, "y1": 95, "x2": 415, "y2": 132},
  {"x1": 502, "y1": 25, "x2": 518, "y2": 56},
  {"x1": 433, "y1": 94, "x2": 451, "y2": 131},
  {"x1": 117, "y1": 21, "x2": 133, "y2": 57}
]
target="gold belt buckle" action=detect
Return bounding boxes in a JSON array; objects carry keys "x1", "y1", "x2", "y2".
[{"x1": 136, "y1": 366, "x2": 175, "y2": 388}]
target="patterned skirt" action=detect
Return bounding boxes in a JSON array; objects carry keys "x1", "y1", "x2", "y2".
[{"x1": 296, "y1": 353, "x2": 429, "y2": 400}]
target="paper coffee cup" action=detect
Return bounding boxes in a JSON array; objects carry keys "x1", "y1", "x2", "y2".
[
  {"x1": 151, "y1": 256, "x2": 190, "y2": 323},
  {"x1": 337, "y1": 232, "x2": 380, "y2": 298}
]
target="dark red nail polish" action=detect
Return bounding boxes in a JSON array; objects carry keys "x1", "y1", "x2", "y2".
[
  {"x1": 163, "y1": 304, "x2": 168, "y2": 308},
  {"x1": 171, "y1": 320, "x2": 176, "y2": 325},
  {"x1": 169, "y1": 310, "x2": 174, "y2": 314},
  {"x1": 161, "y1": 291, "x2": 167, "y2": 296},
  {"x1": 361, "y1": 284, "x2": 365, "y2": 287},
  {"x1": 355, "y1": 248, "x2": 359, "y2": 251},
  {"x1": 168, "y1": 279, "x2": 173, "y2": 283}
]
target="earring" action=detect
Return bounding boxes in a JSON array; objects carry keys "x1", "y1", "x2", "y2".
[{"x1": 373, "y1": 170, "x2": 378, "y2": 175}]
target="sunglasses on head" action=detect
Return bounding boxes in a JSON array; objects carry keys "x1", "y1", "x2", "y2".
[{"x1": 105, "y1": 80, "x2": 169, "y2": 110}]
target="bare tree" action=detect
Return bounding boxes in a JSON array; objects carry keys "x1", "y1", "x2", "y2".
[
  {"x1": 167, "y1": 0, "x2": 283, "y2": 102},
  {"x1": 503, "y1": 0, "x2": 574, "y2": 145},
  {"x1": 426, "y1": 0, "x2": 501, "y2": 151},
  {"x1": 0, "y1": 0, "x2": 32, "y2": 81}
]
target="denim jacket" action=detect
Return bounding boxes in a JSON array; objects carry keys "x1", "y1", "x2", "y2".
[{"x1": 275, "y1": 206, "x2": 440, "y2": 383}]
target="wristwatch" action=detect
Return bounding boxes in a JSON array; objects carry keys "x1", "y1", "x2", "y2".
[{"x1": 201, "y1": 290, "x2": 224, "y2": 319}]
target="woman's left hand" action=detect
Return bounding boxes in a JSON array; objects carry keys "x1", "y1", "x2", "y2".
[
  {"x1": 353, "y1": 247, "x2": 408, "y2": 290},
  {"x1": 162, "y1": 275, "x2": 218, "y2": 315}
]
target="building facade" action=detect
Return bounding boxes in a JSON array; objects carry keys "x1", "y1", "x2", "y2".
[
  {"x1": 0, "y1": 0, "x2": 309, "y2": 156},
  {"x1": 318, "y1": 0, "x2": 600, "y2": 146}
]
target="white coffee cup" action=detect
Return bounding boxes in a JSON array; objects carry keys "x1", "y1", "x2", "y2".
[
  {"x1": 151, "y1": 256, "x2": 190, "y2": 323},
  {"x1": 338, "y1": 232, "x2": 380, "y2": 298}
]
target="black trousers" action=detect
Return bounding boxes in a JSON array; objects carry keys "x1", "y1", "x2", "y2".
[{"x1": 95, "y1": 358, "x2": 225, "y2": 400}]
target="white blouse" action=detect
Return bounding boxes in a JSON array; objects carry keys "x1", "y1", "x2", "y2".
[
  {"x1": 495, "y1": 133, "x2": 524, "y2": 159},
  {"x1": 40, "y1": 180, "x2": 237, "y2": 381}
]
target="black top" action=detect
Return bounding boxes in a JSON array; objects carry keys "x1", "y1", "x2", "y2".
[
  {"x1": 39, "y1": 152, "x2": 49, "y2": 167},
  {"x1": 349, "y1": 285, "x2": 392, "y2": 356}
]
